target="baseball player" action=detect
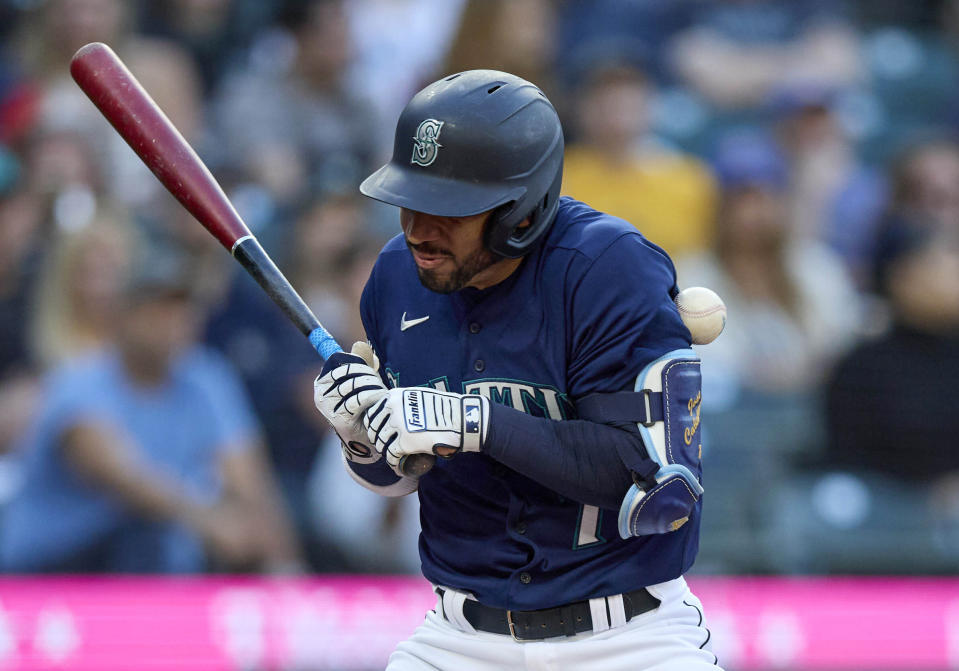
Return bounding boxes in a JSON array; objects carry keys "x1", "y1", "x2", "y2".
[{"x1": 314, "y1": 70, "x2": 721, "y2": 670}]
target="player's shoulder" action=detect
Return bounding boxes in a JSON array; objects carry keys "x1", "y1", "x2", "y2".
[
  {"x1": 547, "y1": 196, "x2": 673, "y2": 265},
  {"x1": 361, "y1": 235, "x2": 424, "y2": 333},
  {"x1": 380, "y1": 233, "x2": 408, "y2": 255},
  {"x1": 370, "y1": 234, "x2": 413, "y2": 277},
  {"x1": 367, "y1": 234, "x2": 422, "y2": 296}
]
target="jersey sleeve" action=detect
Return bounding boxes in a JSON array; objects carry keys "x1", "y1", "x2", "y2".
[
  {"x1": 566, "y1": 233, "x2": 690, "y2": 398},
  {"x1": 484, "y1": 233, "x2": 692, "y2": 509}
]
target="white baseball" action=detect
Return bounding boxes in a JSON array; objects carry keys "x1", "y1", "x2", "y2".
[{"x1": 675, "y1": 287, "x2": 727, "y2": 345}]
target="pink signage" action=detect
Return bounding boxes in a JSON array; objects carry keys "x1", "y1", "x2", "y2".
[
  {"x1": 0, "y1": 576, "x2": 953, "y2": 670},
  {"x1": 693, "y1": 577, "x2": 959, "y2": 669}
]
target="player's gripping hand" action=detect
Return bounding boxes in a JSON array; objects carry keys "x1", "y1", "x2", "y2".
[
  {"x1": 365, "y1": 388, "x2": 489, "y2": 476},
  {"x1": 314, "y1": 341, "x2": 388, "y2": 464}
]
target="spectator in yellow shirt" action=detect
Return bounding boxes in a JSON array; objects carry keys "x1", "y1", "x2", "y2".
[{"x1": 562, "y1": 62, "x2": 718, "y2": 258}]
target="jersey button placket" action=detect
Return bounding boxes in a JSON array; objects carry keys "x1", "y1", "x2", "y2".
[
  {"x1": 519, "y1": 572, "x2": 532, "y2": 584},
  {"x1": 469, "y1": 322, "x2": 481, "y2": 334},
  {"x1": 515, "y1": 521, "x2": 527, "y2": 535},
  {"x1": 473, "y1": 359, "x2": 485, "y2": 372}
]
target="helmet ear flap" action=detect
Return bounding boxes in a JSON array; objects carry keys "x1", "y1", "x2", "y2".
[
  {"x1": 484, "y1": 202, "x2": 544, "y2": 259},
  {"x1": 485, "y1": 163, "x2": 563, "y2": 258},
  {"x1": 484, "y1": 203, "x2": 517, "y2": 258}
]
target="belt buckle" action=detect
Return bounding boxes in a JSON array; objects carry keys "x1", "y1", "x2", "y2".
[{"x1": 506, "y1": 610, "x2": 524, "y2": 642}]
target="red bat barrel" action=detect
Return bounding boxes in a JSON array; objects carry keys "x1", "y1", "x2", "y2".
[
  {"x1": 69, "y1": 42, "x2": 248, "y2": 251},
  {"x1": 69, "y1": 42, "x2": 436, "y2": 479}
]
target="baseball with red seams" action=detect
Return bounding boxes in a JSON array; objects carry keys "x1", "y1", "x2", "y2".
[{"x1": 675, "y1": 287, "x2": 726, "y2": 345}]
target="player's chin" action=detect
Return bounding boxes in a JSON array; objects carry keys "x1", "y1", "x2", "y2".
[
  {"x1": 416, "y1": 268, "x2": 452, "y2": 293},
  {"x1": 416, "y1": 266, "x2": 463, "y2": 294}
]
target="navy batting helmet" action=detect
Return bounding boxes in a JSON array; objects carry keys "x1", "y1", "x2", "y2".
[{"x1": 359, "y1": 70, "x2": 564, "y2": 258}]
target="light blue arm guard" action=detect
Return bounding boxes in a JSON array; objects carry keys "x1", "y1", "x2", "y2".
[{"x1": 618, "y1": 349, "x2": 704, "y2": 539}]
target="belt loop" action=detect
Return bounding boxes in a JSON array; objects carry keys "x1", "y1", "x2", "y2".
[
  {"x1": 607, "y1": 594, "x2": 627, "y2": 628},
  {"x1": 434, "y1": 588, "x2": 445, "y2": 620},
  {"x1": 443, "y1": 589, "x2": 476, "y2": 634},
  {"x1": 441, "y1": 589, "x2": 456, "y2": 627},
  {"x1": 588, "y1": 596, "x2": 610, "y2": 633}
]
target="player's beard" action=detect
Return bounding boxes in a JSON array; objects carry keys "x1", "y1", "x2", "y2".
[{"x1": 410, "y1": 243, "x2": 498, "y2": 294}]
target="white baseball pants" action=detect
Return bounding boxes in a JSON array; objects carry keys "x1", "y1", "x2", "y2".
[{"x1": 386, "y1": 576, "x2": 723, "y2": 671}]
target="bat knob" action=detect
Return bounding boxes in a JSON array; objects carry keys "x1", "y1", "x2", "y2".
[{"x1": 400, "y1": 453, "x2": 435, "y2": 478}]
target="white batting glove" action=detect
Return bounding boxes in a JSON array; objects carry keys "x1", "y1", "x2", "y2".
[
  {"x1": 314, "y1": 341, "x2": 388, "y2": 464},
  {"x1": 364, "y1": 388, "x2": 490, "y2": 476}
]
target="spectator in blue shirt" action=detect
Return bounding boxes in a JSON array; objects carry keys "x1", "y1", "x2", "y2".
[{"x1": 0, "y1": 255, "x2": 302, "y2": 573}]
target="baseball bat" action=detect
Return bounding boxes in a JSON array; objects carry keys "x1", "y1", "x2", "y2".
[{"x1": 69, "y1": 42, "x2": 434, "y2": 478}]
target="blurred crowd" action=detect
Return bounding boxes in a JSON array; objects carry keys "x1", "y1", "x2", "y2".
[{"x1": 0, "y1": 0, "x2": 958, "y2": 576}]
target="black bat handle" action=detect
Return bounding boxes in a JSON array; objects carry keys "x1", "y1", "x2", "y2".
[{"x1": 231, "y1": 236, "x2": 435, "y2": 476}]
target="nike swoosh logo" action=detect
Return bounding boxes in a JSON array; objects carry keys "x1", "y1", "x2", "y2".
[{"x1": 401, "y1": 312, "x2": 430, "y2": 331}]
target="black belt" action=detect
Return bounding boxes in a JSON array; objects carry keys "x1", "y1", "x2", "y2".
[{"x1": 436, "y1": 587, "x2": 660, "y2": 641}]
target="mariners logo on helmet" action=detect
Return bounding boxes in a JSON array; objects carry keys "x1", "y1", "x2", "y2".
[{"x1": 411, "y1": 119, "x2": 444, "y2": 167}]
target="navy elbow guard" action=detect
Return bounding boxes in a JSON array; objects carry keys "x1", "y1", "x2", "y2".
[{"x1": 577, "y1": 349, "x2": 704, "y2": 539}]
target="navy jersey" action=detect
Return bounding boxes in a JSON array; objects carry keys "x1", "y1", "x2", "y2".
[{"x1": 360, "y1": 197, "x2": 696, "y2": 610}]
